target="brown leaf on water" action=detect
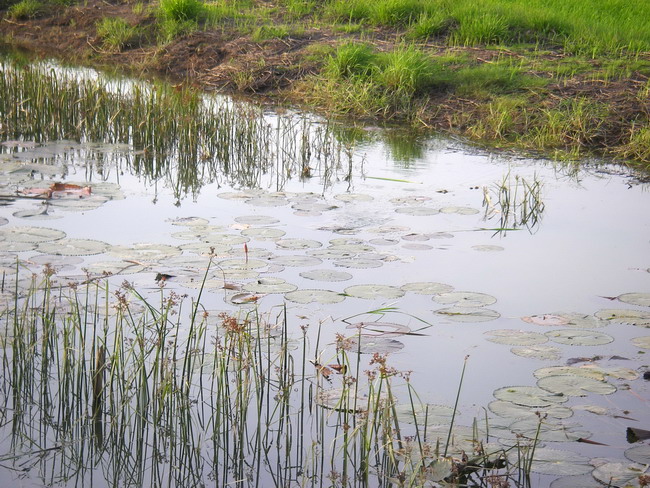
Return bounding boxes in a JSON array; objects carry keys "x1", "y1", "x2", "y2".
[
  {"x1": 309, "y1": 360, "x2": 332, "y2": 381},
  {"x1": 576, "y1": 438, "x2": 608, "y2": 446}
]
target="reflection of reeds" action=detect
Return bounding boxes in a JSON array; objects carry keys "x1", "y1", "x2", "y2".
[
  {"x1": 483, "y1": 171, "x2": 545, "y2": 235},
  {"x1": 0, "y1": 61, "x2": 350, "y2": 198},
  {"x1": 0, "y1": 264, "x2": 534, "y2": 486}
]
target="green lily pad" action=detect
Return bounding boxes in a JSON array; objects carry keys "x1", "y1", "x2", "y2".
[
  {"x1": 334, "y1": 193, "x2": 374, "y2": 202},
  {"x1": 48, "y1": 196, "x2": 108, "y2": 211},
  {"x1": 369, "y1": 238, "x2": 399, "y2": 246},
  {"x1": 625, "y1": 445, "x2": 650, "y2": 465},
  {"x1": 509, "y1": 417, "x2": 591, "y2": 442},
  {"x1": 550, "y1": 474, "x2": 606, "y2": 488},
  {"x1": 594, "y1": 309, "x2": 650, "y2": 327},
  {"x1": 528, "y1": 448, "x2": 592, "y2": 475},
  {"x1": 432, "y1": 291, "x2": 497, "y2": 307},
  {"x1": 167, "y1": 216, "x2": 210, "y2": 226},
  {"x1": 390, "y1": 196, "x2": 431, "y2": 205},
  {"x1": 36, "y1": 238, "x2": 109, "y2": 256},
  {"x1": 401, "y1": 282, "x2": 454, "y2": 295},
  {"x1": 234, "y1": 215, "x2": 280, "y2": 225},
  {"x1": 434, "y1": 307, "x2": 500, "y2": 322},
  {"x1": 339, "y1": 335, "x2": 405, "y2": 354},
  {"x1": 179, "y1": 242, "x2": 231, "y2": 255},
  {"x1": 204, "y1": 233, "x2": 249, "y2": 246},
  {"x1": 487, "y1": 400, "x2": 573, "y2": 420},
  {"x1": 284, "y1": 289, "x2": 345, "y2": 304},
  {"x1": 545, "y1": 329, "x2": 614, "y2": 346},
  {"x1": 395, "y1": 206, "x2": 439, "y2": 216},
  {"x1": 276, "y1": 238, "x2": 322, "y2": 250},
  {"x1": 334, "y1": 258, "x2": 383, "y2": 269},
  {"x1": 439, "y1": 206, "x2": 480, "y2": 215},
  {"x1": 592, "y1": 462, "x2": 645, "y2": 488},
  {"x1": 344, "y1": 284, "x2": 405, "y2": 300},
  {"x1": 241, "y1": 227, "x2": 286, "y2": 239},
  {"x1": 511, "y1": 345, "x2": 562, "y2": 360},
  {"x1": 218, "y1": 258, "x2": 269, "y2": 270},
  {"x1": 299, "y1": 269, "x2": 353, "y2": 282},
  {"x1": 618, "y1": 293, "x2": 650, "y2": 307},
  {"x1": 631, "y1": 336, "x2": 650, "y2": 349},
  {"x1": 522, "y1": 314, "x2": 570, "y2": 326},
  {"x1": 537, "y1": 375, "x2": 616, "y2": 397},
  {"x1": 83, "y1": 260, "x2": 149, "y2": 276},
  {"x1": 245, "y1": 196, "x2": 289, "y2": 207},
  {"x1": 534, "y1": 366, "x2": 606, "y2": 381},
  {"x1": 485, "y1": 329, "x2": 548, "y2": 346},
  {"x1": 13, "y1": 206, "x2": 62, "y2": 221},
  {"x1": 0, "y1": 241, "x2": 36, "y2": 252},
  {"x1": 242, "y1": 278, "x2": 297, "y2": 294},
  {"x1": 109, "y1": 243, "x2": 182, "y2": 262},
  {"x1": 493, "y1": 386, "x2": 568, "y2": 407},
  {"x1": 0, "y1": 226, "x2": 66, "y2": 243},
  {"x1": 269, "y1": 255, "x2": 323, "y2": 267},
  {"x1": 394, "y1": 403, "x2": 455, "y2": 426}
]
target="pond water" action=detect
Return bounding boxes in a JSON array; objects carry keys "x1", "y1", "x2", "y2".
[{"x1": 0, "y1": 59, "x2": 649, "y2": 487}]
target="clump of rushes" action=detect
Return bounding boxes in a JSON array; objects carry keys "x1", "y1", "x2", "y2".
[
  {"x1": 96, "y1": 17, "x2": 140, "y2": 52},
  {"x1": 7, "y1": 0, "x2": 43, "y2": 19},
  {"x1": 157, "y1": 0, "x2": 206, "y2": 41},
  {"x1": 324, "y1": 42, "x2": 377, "y2": 79}
]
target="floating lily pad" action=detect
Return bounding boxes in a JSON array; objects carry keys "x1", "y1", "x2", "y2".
[
  {"x1": 545, "y1": 329, "x2": 614, "y2": 346},
  {"x1": 618, "y1": 293, "x2": 650, "y2": 307},
  {"x1": 493, "y1": 386, "x2": 568, "y2": 407},
  {"x1": 0, "y1": 217, "x2": 7, "y2": 226},
  {"x1": 37, "y1": 238, "x2": 109, "y2": 256},
  {"x1": 485, "y1": 329, "x2": 548, "y2": 346},
  {"x1": 179, "y1": 242, "x2": 231, "y2": 255},
  {"x1": 218, "y1": 258, "x2": 268, "y2": 270},
  {"x1": 347, "y1": 321, "x2": 415, "y2": 337},
  {"x1": 229, "y1": 292, "x2": 266, "y2": 304},
  {"x1": 13, "y1": 206, "x2": 62, "y2": 221},
  {"x1": 395, "y1": 206, "x2": 439, "y2": 216},
  {"x1": 509, "y1": 417, "x2": 591, "y2": 442},
  {"x1": 0, "y1": 226, "x2": 65, "y2": 243},
  {"x1": 334, "y1": 258, "x2": 383, "y2": 269},
  {"x1": 511, "y1": 345, "x2": 562, "y2": 360},
  {"x1": 241, "y1": 227, "x2": 286, "y2": 239},
  {"x1": 344, "y1": 284, "x2": 405, "y2": 300},
  {"x1": 401, "y1": 282, "x2": 454, "y2": 295},
  {"x1": 487, "y1": 400, "x2": 573, "y2": 420},
  {"x1": 269, "y1": 255, "x2": 323, "y2": 267},
  {"x1": 316, "y1": 388, "x2": 368, "y2": 412},
  {"x1": 83, "y1": 260, "x2": 149, "y2": 276},
  {"x1": 284, "y1": 289, "x2": 345, "y2": 304},
  {"x1": 550, "y1": 474, "x2": 607, "y2": 488},
  {"x1": 522, "y1": 314, "x2": 570, "y2": 326},
  {"x1": 592, "y1": 462, "x2": 645, "y2": 488},
  {"x1": 0, "y1": 241, "x2": 36, "y2": 252},
  {"x1": 340, "y1": 335, "x2": 405, "y2": 354},
  {"x1": 527, "y1": 448, "x2": 592, "y2": 476},
  {"x1": 299, "y1": 269, "x2": 352, "y2": 282},
  {"x1": 368, "y1": 238, "x2": 399, "y2": 246},
  {"x1": 234, "y1": 215, "x2": 280, "y2": 225},
  {"x1": 394, "y1": 403, "x2": 455, "y2": 426},
  {"x1": 439, "y1": 206, "x2": 480, "y2": 215},
  {"x1": 245, "y1": 196, "x2": 289, "y2": 207},
  {"x1": 390, "y1": 196, "x2": 431, "y2": 205},
  {"x1": 533, "y1": 366, "x2": 606, "y2": 381},
  {"x1": 243, "y1": 278, "x2": 297, "y2": 294},
  {"x1": 471, "y1": 245, "x2": 504, "y2": 252},
  {"x1": 594, "y1": 309, "x2": 650, "y2": 327},
  {"x1": 334, "y1": 193, "x2": 374, "y2": 202},
  {"x1": 402, "y1": 233, "x2": 429, "y2": 241},
  {"x1": 205, "y1": 233, "x2": 249, "y2": 246},
  {"x1": 537, "y1": 375, "x2": 616, "y2": 397},
  {"x1": 48, "y1": 195, "x2": 108, "y2": 211},
  {"x1": 276, "y1": 238, "x2": 322, "y2": 250},
  {"x1": 432, "y1": 291, "x2": 497, "y2": 307},
  {"x1": 434, "y1": 307, "x2": 500, "y2": 322},
  {"x1": 27, "y1": 254, "x2": 84, "y2": 268},
  {"x1": 625, "y1": 445, "x2": 650, "y2": 465},
  {"x1": 631, "y1": 336, "x2": 650, "y2": 349},
  {"x1": 402, "y1": 243, "x2": 434, "y2": 250},
  {"x1": 109, "y1": 243, "x2": 181, "y2": 262}
]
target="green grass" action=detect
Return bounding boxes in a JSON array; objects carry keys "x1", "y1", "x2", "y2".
[
  {"x1": 96, "y1": 17, "x2": 140, "y2": 52},
  {"x1": 251, "y1": 24, "x2": 290, "y2": 41},
  {"x1": 7, "y1": 0, "x2": 43, "y2": 18}
]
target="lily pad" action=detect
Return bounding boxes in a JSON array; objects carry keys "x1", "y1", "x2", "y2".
[
  {"x1": 545, "y1": 329, "x2": 614, "y2": 346},
  {"x1": 36, "y1": 238, "x2": 109, "y2": 256},
  {"x1": 167, "y1": 216, "x2": 210, "y2": 226},
  {"x1": 299, "y1": 269, "x2": 352, "y2": 282},
  {"x1": 334, "y1": 193, "x2": 374, "y2": 202},
  {"x1": 13, "y1": 206, "x2": 62, "y2": 221},
  {"x1": 550, "y1": 474, "x2": 607, "y2": 488},
  {"x1": 592, "y1": 462, "x2": 645, "y2": 488},
  {"x1": 528, "y1": 448, "x2": 592, "y2": 476},
  {"x1": 394, "y1": 403, "x2": 455, "y2": 426},
  {"x1": 533, "y1": 366, "x2": 606, "y2": 381},
  {"x1": 434, "y1": 307, "x2": 500, "y2": 322},
  {"x1": 0, "y1": 226, "x2": 65, "y2": 243},
  {"x1": 276, "y1": 238, "x2": 322, "y2": 250},
  {"x1": 439, "y1": 206, "x2": 479, "y2": 215},
  {"x1": 234, "y1": 215, "x2": 280, "y2": 225},
  {"x1": 432, "y1": 291, "x2": 497, "y2": 307},
  {"x1": 537, "y1": 375, "x2": 616, "y2": 396},
  {"x1": 109, "y1": 243, "x2": 182, "y2": 262},
  {"x1": 369, "y1": 238, "x2": 399, "y2": 246},
  {"x1": 241, "y1": 227, "x2": 286, "y2": 239},
  {"x1": 333, "y1": 258, "x2": 383, "y2": 269},
  {"x1": 284, "y1": 289, "x2": 345, "y2": 304},
  {"x1": 485, "y1": 329, "x2": 548, "y2": 346},
  {"x1": 0, "y1": 241, "x2": 36, "y2": 252},
  {"x1": 401, "y1": 282, "x2": 454, "y2": 295},
  {"x1": 509, "y1": 417, "x2": 591, "y2": 442},
  {"x1": 522, "y1": 314, "x2": 570, "y2": 326},
  {"x1": 269, "y1": 255, "x2": 323, "y2": 267},
  {"x1": 493, "y1": 386, "x2": 568, "y2": 407},
  {"x1": 511, "y1": 345, "x2": 562, "y2": 360},
  {"x1": 594, "y1": 309, "x2": 650, "y2": 327},
  {"x1": 344, "y1": 284, "x2": 405, "y2": 300},
  {"x1": 218, "y1": 258, "x2": 269, "y2": 270},
  {"x1": 625, "y1": 445, "x2": 650, "y2": 465},
  {"x1": 242, "y1": 278, "x2": 297, "y2": 294},
  {"x1": 395, "y1": 206, "x2": 439, "y2": 216},
  {"x1": 631, "y1": 336, "x2": 650, "y2": 349},
  {"x1": 487, "y1": 400, "x2": 573, "y2": 420},
  {"x1": 618, "y1": 293, "x2": 650, "y2": 307},
  {"x1": 340, "y1": 335, "x2": 405, "y2": 354}
]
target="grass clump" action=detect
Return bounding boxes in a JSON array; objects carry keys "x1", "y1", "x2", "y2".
[
  {"x1": 407, "y1": 12, "x2": 455, "y2": 40},
  {"x1": 7, "y1": 0, "x2": 43, "y2": 19},
  {"x1": 324, "y1": 42, "x2": 377, "y2": 79},
  {"x1": 251, "y1": 24, "x2": 290, "y2": 41},
  {"x1": 96, "y1": 17, "x2": 140, "y2": 52}
]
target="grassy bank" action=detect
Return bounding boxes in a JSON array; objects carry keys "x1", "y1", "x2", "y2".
[{"x1": 1, "y1": 0, "x2": 649, "y2": 167}]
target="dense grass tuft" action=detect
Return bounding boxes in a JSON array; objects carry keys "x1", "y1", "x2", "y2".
[
  {"x1": 96, "y1": 17, "x2": 141, "y2": 52},
  {"x1": 7, "y1": 0, "x2": 43, "y2": 18}
]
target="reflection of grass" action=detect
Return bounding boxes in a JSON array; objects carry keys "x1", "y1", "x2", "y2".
[{"x1": 0, "y1": 265, "x2": 540, "y2": 486}]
